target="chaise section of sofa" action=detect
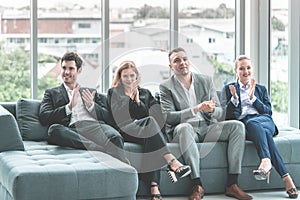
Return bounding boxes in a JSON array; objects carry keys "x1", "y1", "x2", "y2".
[
  {"x1": 0, "y1": 101, "x2": 138, "y2": 200},
  {"x1": 0, "y1": 141, "x2": 138, "y2": 200}
]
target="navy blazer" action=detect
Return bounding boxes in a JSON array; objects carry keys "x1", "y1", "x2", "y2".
[
  {"x1": 39, "y1": 84, "x2": 114, "y2": 127},
  {"x1": 220, "y1": 81, "x2": 278, "y2": 135}
]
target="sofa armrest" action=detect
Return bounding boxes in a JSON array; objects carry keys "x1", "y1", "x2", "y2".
[{"x1": 0, "y1": 105, "x2": 24, "y2": 152}]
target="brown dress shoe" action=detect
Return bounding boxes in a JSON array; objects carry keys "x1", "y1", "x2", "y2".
[
  {"x1": 225, "y1": 184, "x2": 253, "y2": 200},
  {"x1": 189, "y1": 185, "x2": 204, "y2": 200}
]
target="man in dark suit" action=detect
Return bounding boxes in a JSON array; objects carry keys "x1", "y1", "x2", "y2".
[
  {"x1": 39, "y1": 52, "x2": 128, "y2": 163},
  {"x1": 159, "y1": 47, "x2": 252, "y2": 200}
]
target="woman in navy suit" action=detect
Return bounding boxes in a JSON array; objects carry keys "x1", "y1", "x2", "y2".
[
  {"x1": 107, "y1": 60, "x2": 191, "y2": 200},
  {"x1": 221, "y1": 55, "x2": 298, "y2": 199}
]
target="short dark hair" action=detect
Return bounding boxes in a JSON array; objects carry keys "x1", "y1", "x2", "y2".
[
  {"x1": 61, "y1": 52, "x2": 83, "y2": 70},
  {"x1": 168, "y1": 47, "x2": 186, "y2": 61}
]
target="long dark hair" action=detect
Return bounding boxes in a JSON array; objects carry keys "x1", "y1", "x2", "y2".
[{"x1": 111, "y1": 60, "x2": 139, "y2": 88}]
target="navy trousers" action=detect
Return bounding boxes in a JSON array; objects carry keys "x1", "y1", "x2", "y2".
[{"x1": 242, "y1": 114, "x2": 288, "y2": 177}]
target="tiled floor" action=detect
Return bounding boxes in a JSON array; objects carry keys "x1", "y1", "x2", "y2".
[{"x1": 137, "y1": 189, "x2": 299, "y2": 199}]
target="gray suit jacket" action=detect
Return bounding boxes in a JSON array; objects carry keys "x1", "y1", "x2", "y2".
[{"x1": 159, "y1": 73, "x2": 223, "y2": 139}]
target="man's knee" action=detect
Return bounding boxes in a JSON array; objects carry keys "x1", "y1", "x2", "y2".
[
  {"x1": 48, "y1": 124, "x2": 64, "y2": 137},
  {"x1": 174, "y1": 123, "x2": 195, "y2": 140},
  {"x1": 230, "y1": 120, "x2": 246, "y2": 139},
  {"x1": 175, "y1": 123, "x2": 193, "y2": 132},
  {"x1": 47, "y1": 124, "x2": 65, "y2": 144},
  {"x1": 105, "y1": 127, "x2": 124, "y2": 148}
]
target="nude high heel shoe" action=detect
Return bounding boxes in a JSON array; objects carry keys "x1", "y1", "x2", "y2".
[{"x1": 253, "y1": 168, "x2": 272, "y2": 184}]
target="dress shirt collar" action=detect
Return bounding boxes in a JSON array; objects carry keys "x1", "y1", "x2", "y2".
[
  {"x1": 63, "y1": 83, "x2": 73, "y2": 97},
  {"x1": 238, "y1": 81, "x2": 250, "y2": 90},
  {"x1": 174, "y1": 72, "x2": 194, "y2": 90}
]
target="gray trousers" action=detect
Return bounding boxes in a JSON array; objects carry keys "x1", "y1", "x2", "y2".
[{"x1": 171, "y1": 120, "x2": 245, "y2": 179}]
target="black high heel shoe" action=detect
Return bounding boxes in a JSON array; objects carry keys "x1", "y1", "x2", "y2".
[
  {"x1": 283, "y1": 174, "x2": 299, "y2": 199},
  {"x1": 167, "y1": 158, "x2": 191, "y2": 183},
  {"x1": 253, "y1": 168, "x2": 272, "y2": 184},
  {"x1": 286, "y1": 188, "x2": 298, "y2": 199}
]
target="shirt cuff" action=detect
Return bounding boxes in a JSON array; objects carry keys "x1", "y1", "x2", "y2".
[
  {"x1": 231, "y1": 96, "x2": 239, "y2": 107},
  {"x1": 250, "y1": 96, "x2": 257, "y2": 104},
  {"x1": 65, "y1": 104, "x2": 72, "y2": 115},
  {"x1": 87, "y1": 102, "x2": 95, "y2": 112},
  {"x1": 191, "y1": 107, "x2": 197, "y2": 116}
]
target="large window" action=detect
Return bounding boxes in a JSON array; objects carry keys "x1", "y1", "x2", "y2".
[
  {"x1": 1, "y1": 0, "x2": 300, "y2": 128},
  {"x1": 270, "y1": 0, "x2": 288, "y2": 126},
  {"x1": 108, "y1": 0, "x2": 170, "y2": 94},
  {"x1": 37, "y1": 0, "x2": 102, "y2": 99},
  {"x1": 179, "y1": 0, "x2": 236, "y2": 91},
  {"x1": 0, "y1": 1, "x2": 30, "y2": 101}
]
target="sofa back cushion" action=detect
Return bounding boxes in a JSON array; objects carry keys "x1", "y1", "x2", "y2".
[
  {"x1": 0, "y1": 105, "x2": 24, "y2": 152},
  {"x1": 16, "y1": 98, "x2": 49, "y2": 141}
]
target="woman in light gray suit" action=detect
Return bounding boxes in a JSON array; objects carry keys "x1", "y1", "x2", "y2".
[{"x1": 159, "y1": 47, "x2": 252, "y2": 200}]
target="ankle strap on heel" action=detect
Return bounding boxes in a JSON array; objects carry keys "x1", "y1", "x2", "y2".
[{"x1": 282, "y1": 173, "x2": 290, "y2": 179}]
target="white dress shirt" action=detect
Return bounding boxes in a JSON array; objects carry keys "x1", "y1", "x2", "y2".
[
  {"x1": 63, "y1": 84, "x2": 96, "y2": 126},
  {"x1": 231, "y1": 82, "x2": 259, "y2": 120}
]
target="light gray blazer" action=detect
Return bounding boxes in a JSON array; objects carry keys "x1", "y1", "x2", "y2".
[{"x1": 159, "y1": 73, "x2": 224, "y2": 138}]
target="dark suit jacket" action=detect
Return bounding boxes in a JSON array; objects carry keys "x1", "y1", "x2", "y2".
[
  {"x1": 220, "y1": 81, "x2": 278, "y2": 135},
  {"x1": 39, "y1": 84, "x2": 114, "y2": 127},
  {"x1": 107, "y1": 86, "x2": 162, "y2": 129},
  {"x1": 159, "y1": 73, "x2": 223, "y2": 137}
]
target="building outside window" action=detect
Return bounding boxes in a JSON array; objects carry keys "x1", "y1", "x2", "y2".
[
  {"x1": 179, "y1": 0, "x2": 235, "y2": 91},
  {"x1": 270, "y1": 0, "x2": 289, "y2": 126}
]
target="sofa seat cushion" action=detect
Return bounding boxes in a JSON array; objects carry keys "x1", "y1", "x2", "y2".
[{"x1": 0, "y1": 141, "x2": 138, "y2": 200}]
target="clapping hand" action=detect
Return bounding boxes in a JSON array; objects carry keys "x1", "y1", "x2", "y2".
[
  {"x1": 194, "y1": 98, "x2": 216, "y2": 113},
  {"x1": 229, "y1": 85, "x2": 238, "y2": 100},
  {"x1": 68, "y1": 84, "x2": 80, "y2": 110},
  {"x1": 248, "y1": 78, "x2": 256, "y2": 100},
  {"x1": 81, "y1": 88, "x2": 96, "y2": 109},
  {"x1": 130, "y1": 80, "x2": 141, "y2": 105}
]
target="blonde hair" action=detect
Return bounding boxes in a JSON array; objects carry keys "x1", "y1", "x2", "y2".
[
  {"x1": 111, "y1": 60, "x2": 139, "y2": 88},
  {"x1": 234, "y1": 55, "x2": 251, "y2": 81}
]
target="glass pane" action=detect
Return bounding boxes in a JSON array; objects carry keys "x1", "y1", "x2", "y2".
[
  {"x1": 179, "y1": 0, "x2": 235, "y2": 91},
  {"x1": 108, "y1": 0, "x2": 170, "y2": 94},
  {"x1": 37, "y1": 0, "x2": 102, "y2": 99},
  {"x1": 0, "y1": 1, "x2": 30, "y2": 101},
  {"x1": 270, "y1": 1, "x2": 288, "y2": 126}
]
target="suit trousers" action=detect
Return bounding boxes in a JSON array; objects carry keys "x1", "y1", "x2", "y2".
[
  {"x1": 120, "y1": 116, "x2": 169, "y2": 184},
  {"x1": 172, "y1": 120, "x2": 245, "y2": 179},
  {"x1": 47, "y1": 120, "x2": 128, "y2": 163},
  {"x1": 242, "y1": 114, "x2": 288, "y2": 177}
]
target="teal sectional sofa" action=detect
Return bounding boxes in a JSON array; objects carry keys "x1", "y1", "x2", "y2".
[{"x1": 1, "y1": 97, "x2": 300, "y2": 200}]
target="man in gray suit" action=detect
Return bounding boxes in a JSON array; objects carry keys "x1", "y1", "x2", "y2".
[{"x1": 159, "y1": 47, "x2": 252, "y2": 200}]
